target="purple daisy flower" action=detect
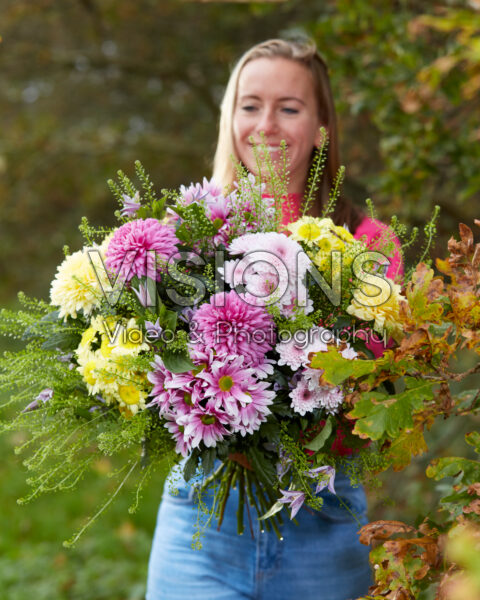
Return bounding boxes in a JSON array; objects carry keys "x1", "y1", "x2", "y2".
[
  {"x1": 164, "y1": 414, "x2": 191, "y2": 457},
  {"x1": 182, "y1": 407, "x2": 230, "y2": 448},
  {"x1": 145, "y1": 318, "x2": 162, "y2": 340},
  {"x1": 197, "y1": 355, "x2": 254, "y2": 416},
  {"x1": 179, "y1": 177, "x2": 223, "y2": 206}
]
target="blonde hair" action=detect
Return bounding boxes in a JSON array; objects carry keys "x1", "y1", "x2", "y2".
[{"x1": 212, "y1": 38, "x2": 362, "y2": 230}]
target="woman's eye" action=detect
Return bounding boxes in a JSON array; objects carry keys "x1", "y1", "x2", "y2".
[
  {"x1": 241, "y1": 105, "x2": 258, "y2": 112},
  {"x1": 282, "y1": 107, "x2": 299, "y2": 114}
]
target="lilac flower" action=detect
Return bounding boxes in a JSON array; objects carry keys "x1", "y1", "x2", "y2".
[
  {"x1": 278, "y1": 489, "x2": 306, "y2": 519},
  {"x1": 178, "y1": 306, "x2": 196, "y2": 324},
  {"x1": 276, "y1": 448, "x2": 293, "y2": 479},
  {"x1": 120, "y1": 192, "x2": 141, "y2": 218},
  {"x1": 132, "y1": 282, "x2": 154, "y2": 308},
  {"x1": 37, "y1": 388, "x2": 53, "y2": 402},
  {"x1": 305, "y1": 465, "x2": 336, "y2": 495},
  {"x1": 56, "y1": 352, "x2": 73, "y2": 363},
  {"x1": 145, "y1": 318, "x2": 163, "y2": 339},
  {"x1": 22, "y1": 388, "x2": 53, "y2": 413}
]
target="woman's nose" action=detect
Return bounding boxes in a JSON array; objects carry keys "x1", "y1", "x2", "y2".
[{"x1": 255, "y1": 108, "x2": 278, "y2": 136}]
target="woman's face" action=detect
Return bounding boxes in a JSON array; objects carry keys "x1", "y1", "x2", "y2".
[{"x1": 232, "y1": 57, "x2": 323, "y2": 194}]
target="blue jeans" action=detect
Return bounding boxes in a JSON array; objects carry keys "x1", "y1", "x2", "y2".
[{"x1": 146, "y1": 464, "x2": 372, "y2": 599}]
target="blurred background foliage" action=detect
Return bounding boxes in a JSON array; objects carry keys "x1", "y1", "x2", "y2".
[{"x1": 0, "y1": 0, "x2": 479, "y2": 598}]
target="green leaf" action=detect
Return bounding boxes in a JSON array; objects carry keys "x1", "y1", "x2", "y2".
[
  {"x1": 41, "y1": 331, "x2": 82, "y2": 351},
  {"x1": 200, "y1": 447, "x2": 216, "y2": 476},
  {"x1": 161, "y1": 350, "x2": 194, "y2": 374},
  {"x1": 174, "y1": 203, "x2": 216, "y2": 243},
  {"x1": 157, "y1": 300, "x2": 177, "y2": 332},
  {"x1": 426, "y1": 456, "x2": 480, "y2": 486},
  {"x1": 304, "y1": 415, "x2": 334, "y2": 452},
  {"x1": 310, "y1": 347, "x2": 378, "y2": 385},
  {"x1": 183, "y1": 451, "x2": 199, "y2": 482},
  {"x1": 348, "y1": 377, "x2": 434, "y2": 441},
  {"x1": 145, "y1": 277, "x2": 157, "y2": 311},
  {"x1": 259, "y1": 500, "x2": 284, "y2": 520},
  {"x1": 466, "y1": 431, "x2": 480, "y2": 454},
  {"x1": 247, "y1": 446, "x2": 276, "y2": 487}
]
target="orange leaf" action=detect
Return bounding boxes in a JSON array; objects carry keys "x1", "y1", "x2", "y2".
[{"x1": 359, "y1": 520, "x2": 415, "y2": 545}]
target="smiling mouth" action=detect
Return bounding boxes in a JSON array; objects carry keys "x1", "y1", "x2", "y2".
[{"x1": 249, "y1": 144, "x2": 286, "y2": 153}]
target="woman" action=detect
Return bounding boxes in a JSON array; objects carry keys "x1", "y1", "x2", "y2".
[{"x1": 146, "y1": 39, "x2": 402, "y2": 600}]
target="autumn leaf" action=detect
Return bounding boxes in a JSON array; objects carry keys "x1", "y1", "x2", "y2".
[
  {"x1": 348, "y1": 378, "x2": 434, "y2": 441},
  {"x1": 387, "y1": 425, "x2": 428, "y2": 471},
  {"x1": 359, "y1": 520, "x2": 416, "y2": 546},
  {"x1": 309, "y1": 347, "x2": 378, "y2": 386},
  {"x1": 404, "y1": 263, "x2": 445, "y2": 325}
]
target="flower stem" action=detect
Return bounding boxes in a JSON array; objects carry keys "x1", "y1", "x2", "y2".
[{"x1": 236, "y1": 466, "x2": 245, "y2": 536}]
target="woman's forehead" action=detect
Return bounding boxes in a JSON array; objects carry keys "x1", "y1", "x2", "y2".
[{"x1": 237, "y1": 57, "x2": 316, "y2": 101}]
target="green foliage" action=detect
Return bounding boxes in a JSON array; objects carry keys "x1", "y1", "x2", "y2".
[
  {"x1": 349, "y1": 378, "x2": 434, "y2": 442},
  {"x1": 174, "y1": 202, "x2": 217, "y2": 243},
  {"x1": 310, "y1": 347, "x2": 378, "y2": 385}
]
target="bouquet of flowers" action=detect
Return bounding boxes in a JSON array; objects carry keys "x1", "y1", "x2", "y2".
[{"x1": 0, "y1": 153, "x2": 448, "y2": 546}]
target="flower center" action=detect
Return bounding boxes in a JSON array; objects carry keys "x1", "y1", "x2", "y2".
[
  {"x1": 201, "y1": 414, "x2": 216, "y2": 425},
  {"x1": 212, "y1": 217, "x2": 224, "y2": 230},
  {"x1": 218, "y1": 375, "x2": 234, "y2": 392},
  {"x1": 183, "y1": 392, "x2": 193, "y2": 406}
]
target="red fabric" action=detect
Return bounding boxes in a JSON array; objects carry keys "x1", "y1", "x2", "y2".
[{"x1": 280, "y1": 193, "x2": 303, "y2": 230}]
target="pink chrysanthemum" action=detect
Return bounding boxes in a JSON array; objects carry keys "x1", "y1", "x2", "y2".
[
  {"x1": 226, "y1": 232, "x2": 306, "y2": 316},
  {"x1": 164, "y1": 415, "x2": 191, "y2": 457},
  {"x1": 276, "y1": 327, "x2": 328, "y2": 371},
  {"x1": 228, "y1": 231, "x2": 301, "y2": 275},
  {"x1": 290, "y1": 373, "x2": 344, "y2": 416},
  {"x1": 198, "y1": 356, "x2": 254, "y2": 416},
  {"x1": 289, "y1": 378, "x2": 321, "y2": 416},
  {"x1": 316, "y1": 386, "x2": 344, "y2": 415},
  {"x1": 147, "y1": 356, "x2": 202, "y2": 417},
  {"x1": 105, "y1": 218, "x2": 179, "y2": 283},
  {"x1": 182, "y1": 407, "x2": 230, "y2": 448},
  {"x1": 198, "y1": 356, "x2": 274, "y2": 428},
  {"x1": 232, "y1": 380, "x2": 275, "y2": 436},
  {"x1": 190, "y1": 290, "x2": 275, "y2": 376}
]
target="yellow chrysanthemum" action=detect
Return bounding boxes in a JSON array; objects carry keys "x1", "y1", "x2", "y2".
[
  {"x1": 79, "y1": 326, "x2": 97, "y2": 351},
  {"x1": 108, "y1": 318, "x2": 149, "y2": 357},
  {"x1": 347, "y1": 280, "x2": 404, "y2": 341},
  {"x1": 288, "y1": 216, "x2": 333, "y2": 245},
  {"x1": 82, "y1": 360, "x2": 99, "y2": 387},
  {"x1": 50, "y1": 247, "x2": 109, "y2": 319},
  {"x1": 118, "y1": 384, "x2": 146, "y2": 406},
  {"x1": 333, "y1": 225, "x2": 355, "y2": 244}
]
